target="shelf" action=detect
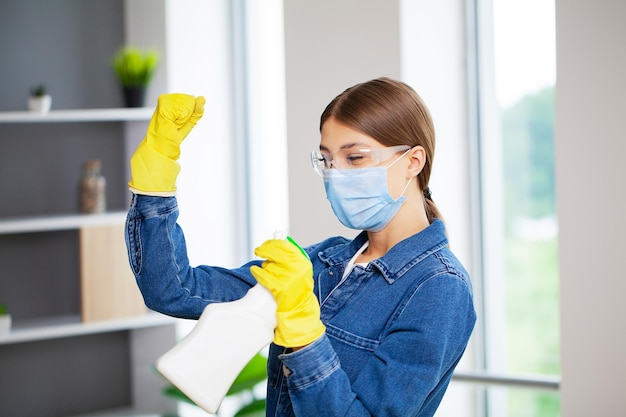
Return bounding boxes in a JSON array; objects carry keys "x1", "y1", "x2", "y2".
[
  {"x1": 66, "y1": 408, "x2": 163, "y2": 417},
  {"x1": 0, "y1": 211, "x2": 128, "y2": 235},
  {"x1": 0, "y1": 107, "x2": 153, "y2": 123},
  {"x1": 0, "y1": 312, "x2": 178, "y2": 345}
]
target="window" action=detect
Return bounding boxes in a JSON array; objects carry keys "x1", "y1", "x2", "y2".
[
  {"x1": 402, "y1": 0, "x2": 558, "y2": 416},
  {"x1": 474, "y1": 0, "x2": 559, "y2": 415}
]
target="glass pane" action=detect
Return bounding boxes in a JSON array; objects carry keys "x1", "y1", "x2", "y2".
[
  {"x1": 435, "y1": 383, "x2": 559, "y2": 417},
  {"x1": 490, "y1": 386, "x2": 560, "y2": 417},
  {"x1": 488, "y1": 0, "x2": 559, "y2": 415},
  {"x1": 509, "y1": 389, "x2": 560, "y2": 417}
]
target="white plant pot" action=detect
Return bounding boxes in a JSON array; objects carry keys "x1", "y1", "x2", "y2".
[
  {"x1": 0, "y1": 315, "x2": 11, "y2": 334},
  {"x1": 28, "y1": 95, "x2": 52, "y2": 113}
]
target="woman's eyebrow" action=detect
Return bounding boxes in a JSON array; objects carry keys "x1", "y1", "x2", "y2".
[
  {"x1": 319, "y1": 142, "x2": 371, "y2": 152},
  {"x1": 341, "y1": 142, "x2": 370, "y2": 150}
]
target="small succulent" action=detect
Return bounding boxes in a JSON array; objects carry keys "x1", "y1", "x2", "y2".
[{"x1": 30, "y1": 84, "x2": 47, "y2": 97}]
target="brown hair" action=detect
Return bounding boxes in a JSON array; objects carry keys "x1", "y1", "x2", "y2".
[{"x1": 320, "y1": 77, "x2": 442, "y2": 222}]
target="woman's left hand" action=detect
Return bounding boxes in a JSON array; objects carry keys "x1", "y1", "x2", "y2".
[{"x1": 250, "y1": 239, "x2": 326, "y2": 348}]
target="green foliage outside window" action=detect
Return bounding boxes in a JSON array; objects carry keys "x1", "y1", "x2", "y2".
[
  {"x1": 503, "y1": 87, "x2": 556, "y2": 224},
  {"x1": 502, "y1": 86, "x2": 560, "y2": 417}
]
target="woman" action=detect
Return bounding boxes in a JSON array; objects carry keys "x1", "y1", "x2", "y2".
[{"x1": 125, "y1": 77, "x2": 476, "y2": 417}]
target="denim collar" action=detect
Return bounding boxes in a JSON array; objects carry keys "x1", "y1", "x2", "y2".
[{"x1": 317, "y1": 219, "x2": 449, "y2": 284}]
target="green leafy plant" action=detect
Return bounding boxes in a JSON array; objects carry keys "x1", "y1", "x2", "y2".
[
  {"x1": 30, "y1": 84, "x2": 47, "y2": 97},
  {"x1": 0, "y1": 304, "x2": 8, "y2": 315},
  {"x1": 163, "y1": 352, "x2": 268, "y2": 417},
  {"x1": 112, "y1": 46, "x2": 159, "y2": 87}
]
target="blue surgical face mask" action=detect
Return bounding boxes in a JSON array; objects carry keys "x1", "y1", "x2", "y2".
[{"x1": 323, "y1": 151, "x2": 412, "y2": 232}]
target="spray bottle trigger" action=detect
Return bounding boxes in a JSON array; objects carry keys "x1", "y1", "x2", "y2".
[{"x1": 272, "y1": 230, "x2": 309, "y2": 260}]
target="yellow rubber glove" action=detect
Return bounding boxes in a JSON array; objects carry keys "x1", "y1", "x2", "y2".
[
  {"x1": 129, "y1": 94, "x2": 205, "y2": 196},
  {"x1": 250, "y1": 239, "x2": 326, "y2": 348}
]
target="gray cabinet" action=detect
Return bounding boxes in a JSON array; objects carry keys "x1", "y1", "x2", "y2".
[
  {"x1": 0, "y1": 109, "x2": 177, "y2": 417},
  {"x1": 0, "y1": 2, "x2": 217, "y2": 414}
]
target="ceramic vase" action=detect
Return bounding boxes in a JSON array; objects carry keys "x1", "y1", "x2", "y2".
[{"x1": 28, "y1": 95, "x2": 52, "y2": 113}]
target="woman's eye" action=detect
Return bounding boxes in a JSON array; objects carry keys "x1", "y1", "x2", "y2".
[{"x1": 346, "y1": 154, "x2": 366, "y2": 165}]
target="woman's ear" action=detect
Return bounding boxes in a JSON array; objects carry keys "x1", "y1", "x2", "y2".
[{"x1": 407, "y1": 146, "x2": 426, "y2": 177}]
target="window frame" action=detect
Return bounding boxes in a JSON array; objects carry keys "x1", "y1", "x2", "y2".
[{"x1": 451, "y1": 0, "x2": 560, "y2": 415}]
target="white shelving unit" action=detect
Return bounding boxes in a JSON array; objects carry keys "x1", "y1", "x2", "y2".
[
  {"x1": 0, "y1": 211, "x2": 129, "y2": 235},
  {"x1": 0, "y1": 107, "x2": 154, "y2": 123},
  {"x1": 0, "y1": 312, "x2": 175, "y2": 346}
]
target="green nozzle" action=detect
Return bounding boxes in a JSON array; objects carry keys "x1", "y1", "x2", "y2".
[{"x1": 286, "y1": 235, "x2": 310, "y2": 260}]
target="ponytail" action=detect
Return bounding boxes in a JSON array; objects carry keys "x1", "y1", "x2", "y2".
[{"x1": 423, "y1": 187, "x2": 443, "y2": 224}]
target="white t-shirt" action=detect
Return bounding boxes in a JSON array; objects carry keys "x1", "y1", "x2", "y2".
[{"x1": 341, "y1": 241, "x2": 370, "y2": 280}]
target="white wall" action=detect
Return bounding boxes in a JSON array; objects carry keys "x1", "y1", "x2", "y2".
[
  {"x1": 555, "y1": 0, "x2": 626, "y2": 415},
  {"x1": 283, "y1": 0, "x2": 402, "y2": 246},
  {"x1": 125, "y1": 0, "x2": 241, "y2": 268},
  {"x1": 401, "y1": 0, "x2": 473, "y2": 270},
  {"x1": 400, "y1": 2, "x2": 476, "y2": 415}
]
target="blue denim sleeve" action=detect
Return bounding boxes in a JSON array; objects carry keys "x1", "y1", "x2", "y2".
[
  {"x1": 279, "y1": 273, "x2": 476, "y2": 417},
  {"x1": 125, "y1": 194, "x2": 259, "y2": 319}
]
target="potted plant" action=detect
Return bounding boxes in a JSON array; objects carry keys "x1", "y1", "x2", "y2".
[
  {"x1": 112, "y1": 46, "x2": 159, "y2": 107},
  {"x1": 0, "y1": 304, "x2": 11, "y2": 335},
  {"x1": 28, "y1": 84, "x2": 52, "y2": 113}
]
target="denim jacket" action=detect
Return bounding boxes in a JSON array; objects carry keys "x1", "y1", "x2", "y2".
[{"x1": 125, "y1": 195, "x2": 476, "y2": 417}]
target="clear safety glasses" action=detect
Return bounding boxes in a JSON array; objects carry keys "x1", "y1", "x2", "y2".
[{"x1": 310, "y1": 145, "x2": 411, "y2": 177}]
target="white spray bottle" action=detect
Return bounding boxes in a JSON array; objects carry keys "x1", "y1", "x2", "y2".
[{"x1": 155, "y1": 232, "x2": 306, "y2": 414}]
